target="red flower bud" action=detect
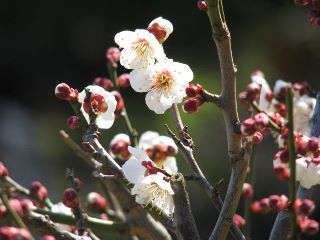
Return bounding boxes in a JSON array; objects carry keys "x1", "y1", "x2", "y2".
[
  {"x1": 9, "y1": 199, "x2": 24, "y2": 217},
  {"x1": 0, "y1": 205, "x2": 7, "y2": 218},
  {"x1": 62, "y1": 188, "x2": 79, "y2": 209},
  {"x1": 233, "y1": 214, "x2": 246, "y2": 228},
  {"x1": 106, "y1": 47, "x2": 120, "y2": 63},
  {"x1": 67, "y1": 116, "x2": 80, "y2": 130},
  {"x1": 299, "y1": 217, "x2": 319, "y2": 235},
  {"x1": 242, "y1": 183, "x2": 253, "y2": 198},
  {"x1": 197, "y1": 0, "x2": 208, "y2": 10},
  {"x1": 241, "y1": 118, "x2": 256, "y2": 136},
  {"x1": 73, "y1": 178, "x2": 83, "y2": 189},
  {"x1": 251, "y1": 198, "x2": 270, "y2": 214},
  {"x1": 112, "y1": 91, "x2": 125, "y2": 115},
  {"x1": 279, "y1": 148, "x2": 289, "y2": 163},
  {"x1": 182, "y1": 97, "x2": 204, "y2": 113},
  {"x1": 273, "y1": 164, "x2": 290, "y2": 180},
  {"x1": 0, "y1": 162, "x2": 9, "y2": 177},
  {"x1": 254, "y1": 113, "x2": 269, "y2": 131},
  {"x1": 308, "y1": 137, "x2": 319, "y2": 153},
  {"x1": 269, "y1": 195, "x2": 288, "y2": 212},
  {"x1": 117, "y1": 73, "x2": 130, "y2": 88},
  {"x1": 185, "y1": 84, "x2": 203, "y2": 97},
  {"x1": 87, "y1": 192, "x2": 108, "y2": 211},
  {"x1": 253, "y1": 131, "x2": 264, "y2": 144},
  {"x1": 294, "y1": 199, "x2": 315, "y2": 216},
  {"x1": 294, "y1": 0, "x2": 310, "y2": 5},
  {"x1": 30, "y1": 181, "x2": 48, "y2": 200},
  {"x1": 93, "y1": 77, "x2": 114, "y2": 90},
  {"x1": 0, "y1": 227, "x2": 32, "y2": 240},
  {"x1": 42, "y1": 235, "x2": 56, "y2": 240},
  {"x1": 246, "y1": 82, "x2": 261, "y2": 102},
  {"x1": 274, "y1": 102, "x2": 287, "y2": 118},
  {"x1": 55, "y1": 83, "x2": 78, "y2": 101},
  {"x1": 19, "y1": 199, "x2": 33, "y2": 215}
]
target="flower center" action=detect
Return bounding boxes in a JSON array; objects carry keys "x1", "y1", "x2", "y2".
[
  {"x1": 152, "y1": 70, "x2": 174, "y2": 92},
  {"x1": 133, "y1": 39, "x2": 152, "y2": 58},
  {"x1": 83, "y1": 94, "x2": 108, "y2": 113}
]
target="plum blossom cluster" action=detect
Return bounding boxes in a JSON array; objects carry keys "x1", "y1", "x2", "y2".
[
  {"x1": 115, "y1": 17, "x2": 194, "y2": 114},
  {"x1": 122, "y1": 147, "x2": 175, "y2": 215},
  {"x1": 110, "y1": 131, "x2": 178, "y2": 171},
  {"x1": 294, "y1": 0, "x2": 320, "y2": 26}
]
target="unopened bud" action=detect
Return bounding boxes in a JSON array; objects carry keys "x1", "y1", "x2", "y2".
[
  {"x1": 93, "y1": 77, "x2": 113, "y2": 90},
  {"x1": 67, "y1": 116, "x2": 80, "y2": 130},
  {"x1": 273, "y1": 164, "x2": 290, "y2": 180},
  {"x1": 185, "y1": 84, "x2": 203, "y2": 97},
  {"x1": 299, "y1": 217, "x2": 319, "y2": 235},
  {"x1": 9, "y1": 199, "x2": 24, "y2": 217},
  {"x1": 182, "y1": 97, "x2": 204, "y2": 113},
  {"x1": 294, "y1": 199, "x2": 315, "y2": 216},
  {"x1": 148, "y1": 17, "x2": 173, "y2": 43},
  {"x1": 233, "y1": 214, "x2": 246, "y2": 228},
  {"x1": 242, "y1": 183, "x2": 253, "y2": 198},
  {"x1": 112, "y1": 91, "x2": 125, "y2": 115},
  {"x1": 0, "y1": 205, "x2": 7, "y2": 218},
  {"x1": 62, "y1": 188, "x2": 79, "y2": 209},
  {"x1": 253, "y1": 131, "x2": 264, "y2": 144},
  {"x1": 87, "y1": 192, "x2": 107, "y2": 210},
  {"x1": 246, "y1": 82, "x2": 261, "y2": 101},
  {"x1": 42, "y1": 235, "x2": 56, "y2": 240},
  {"x1": 269, "y1": 195, "x2": 288, "y2": 212},
  {"x1": 30, "y1": 181, "x2": 48, "y2": 200},
  {"x1": 106, "y1": 47, "x2": 120, "y2": 63},
  {"x1": 254, "y1": 113, "x2": 269, "y2": 130},
  {"x1": 279, "y1": 148, "x2": 289, "y2": 163},
  {"x1": 241, "y1": 118, "x2": 256, "y2": 136},
  {"x1": 197, "y1": 0, "x2": 208, "y2": 10},
  {"x1": 117, "y1": 73, "x2": 130, "y2": 88},
  {"x1": 55, "y1": 83, "x2": 78, "y2": 101},
  {"x1": 0, "y1": 162, "x2": 9, "y2": 177}
]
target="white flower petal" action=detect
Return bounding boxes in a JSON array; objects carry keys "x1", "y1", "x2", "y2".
[
  {"x1": 122, "y1": 158, "x2": 146, "y2": 184},
  {"x1": 110, "y1": 133, "x2": 130, "y2": 145},
  {"x1": 128, "y1": 146, "x2": 150, "y2": 161},
  {"x1": 145, "y1": 90, "x2": 173, "y2": 114},
  {"x1": 163, "y1": 157, "x2": 178, "y2": 175},
  {"x1": 129, "y1": 69, "x2": 153, "y2": 92},
  {"x1": 139, "y1": 131, "x2": 160, "y2": 150},
  {"x1": 114, "y1": 30, "x2": 135, "y2": 48}
]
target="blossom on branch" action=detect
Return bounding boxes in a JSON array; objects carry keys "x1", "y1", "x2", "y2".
[
  {"x1": 78, "y1": 85, "x2": 117, "y2": 129},
  {"x1": 122, "y1": 147, "x2": 175, "y2": 215}
]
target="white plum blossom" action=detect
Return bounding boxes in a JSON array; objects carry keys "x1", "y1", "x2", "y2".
[
  {"x1": 110, "y1": 133, "x2": 131, "y2": 146},
  {"x1": 294, "y1": 95, "x2": 316, "y2": 135},
  {"x1": 148, "y1": 17, "x2": 173, "y2": 43},
  {"x1": 130, "y1": 59, "x2": 193, "y2": 113},
  {"x1": 296, "y1": 158, "x2": 320, "y2": 189},
  {"x1": 78, "y1": 85, "x2": 117, "y2": 129},
  {"x1": 122, "y1": 147, "x2": 175, "y2": 215},
  {"x1": 114, "y1": 29, "x2": 166, "y2": 70}
]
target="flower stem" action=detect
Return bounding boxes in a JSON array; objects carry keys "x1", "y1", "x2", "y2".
[
  {"x1": 244, "y1": 144, "x2": 256, "y2": 240},
  {"x1": 0, "y1": 194, "x2": 28, "y2": 230},
  {"x1": 286, "y1": 86, "x2": 297, "y2": 237}
]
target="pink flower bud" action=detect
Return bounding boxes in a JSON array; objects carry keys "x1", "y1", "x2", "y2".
[
  {"x1": 185, "y1": 84, "x2": 203, "y2": 97},
  {"x1": 274, "y1": 102, "x2": 287, "y2": 118},
  {"x1": 279, "y1": 148, "x2": 289, "y2": 163},
  {"x1": 308, "y1": 137, "x2": 319, "y2": 153},
  {"x1": 110, "y1": 140, "x2": 130, "y2": 160},
  {"x1": 254, "y1": 113, "x2": 269, "y2": 130},
  {"x1": 9, "y1": 199, "x2": 24, "y2": 217},
  {"x1": 268, "y1": 195, "x2": 288, "y2": 212},
  {"x1": 42, "y1": 235, "x2": 56, "y2": 240},
  {"x1": 73, "y1": 178, "x2": 83, "y2": 189},
  {"x1": 251, "y1": 198, "x2": 270, "y2": 214},
  {"x1": 0, "y1": 227, "x2": 32, "y2": 240},
  {"x1": 87, "y1": 192, "x2": 108, "y2": 210},
  {"x1": 67, "y1": 116, "x2": 80, "y2": 130},
  {"x1": 100, "y1": 213, "x2": 108, "y2": 220},
  {"x1": 273, "y1": 164, "x2": 290, "y2": 180},
  {"x1": 0, "y1": 205, "x2": 7, "y2": 218},
  {"x1": 246, "y1": 82, "x2": 261, "y2": 102},
  {"x1": 30, "y1": 181, "x2": 48, "y2": 200},
  {"x1": 55, "y1": 83, "x2": 78, "y2": 101},
  {"x1": 112, "y1": 91, "x2": 125, "y2": 115},
  {"x1": 299, "y1": 217, "x2": 319, "y2": 235},
  {"x1": 62, "y1": 188, "x2": 79, "y2": 209},
  {"x1": 182, "y1": 97, "x2": 204, "y2": 113},
  {"x1": 0, "y1": 162, "x2": 9, "y2": 177},
  {"x1": 197, "y1": 0, "x2": 208, "y2": 10},
  {"x1": 294, "y1": 0, "x2": 310, "y2": 5},
  {"x1": 233, "y1": 214, "x2": 246, "y2": 228},
  {"x1": 253, "y1": 131, "x2": 264, "y2": 144},
  {"x1": 242, "y1": 183, "x2": 253, "y2": 198},
  {"x1": 294, "y1": 199, "x2": 315, "y2": 216},
  {"x1": 106, "y1": 47, "x2": 120, "y2": 63},
  {"x1": 93, "y1": 77, "x2": 114, "y2": 90},
  {"x1": 241, "y1": 118, "x2": 256, "y2": 136},
  {"x1": 19, "y1": 199, "x2": 33, "y2": 215},
  {"x1": 117, "y1": 73, "x2": 130, "y2": 88}
]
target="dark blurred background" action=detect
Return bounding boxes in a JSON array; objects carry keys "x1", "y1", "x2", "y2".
[{"x1": 1, "y1": 0, "x2": 320, "y2": 239}]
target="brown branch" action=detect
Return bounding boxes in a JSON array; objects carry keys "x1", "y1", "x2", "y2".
[
  {"x1": 165, "y1": 114, "x2": 244, "y2": 240},
  {"x1": 170, "y1": 173, "x2": 201, "y2": 240},
  {"x1": 203, "y1": 0, "x2": 251, "y2": 239}
]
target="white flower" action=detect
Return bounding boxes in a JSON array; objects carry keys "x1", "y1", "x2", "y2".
[
  {"x1": 148, "y1": 17, "x2": 173, "y2": 43},
  {"x1": 130, "y1": 59, "x2": 193, "y2": 114},
  {"x1": 273, "y1": 80, "x2": 290, "y2": 97},
  {"x1": 78, "y1": 85, "x2": 117, "y2": 129},
  {"x1": 122, "y1": 147, "x2": 175, "y2": 215},
  {"x1": 251, "y1": 74, "x2": 272, "y2": 110},
  {"x1": 294, "y1": 95, "x2": 316, "y2": 136},
  {"x1": 110, "y1": 133, "x2": 131, "y2": 146},
  {"x1": 296, "y1": 158, "x2": 320, "y2": 189},
  {"x1": 115, "y1": 29, "x2": 166, "y2": 70},
  {"x1": 139, "y1": 131, "x2": 178, "y2": 174}
]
